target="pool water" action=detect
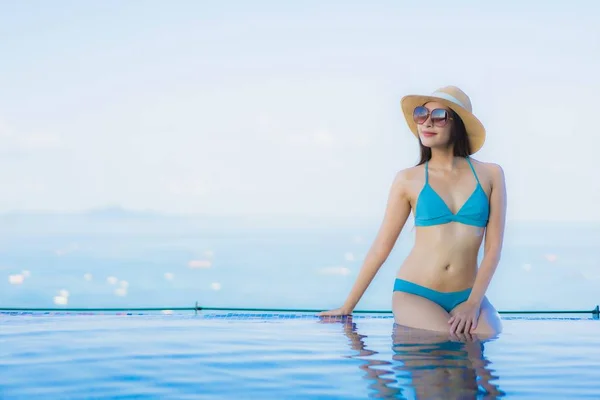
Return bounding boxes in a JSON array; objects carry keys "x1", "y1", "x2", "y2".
[{"x1": 1, "y1": 313, "x2": 599, "y2": 399}]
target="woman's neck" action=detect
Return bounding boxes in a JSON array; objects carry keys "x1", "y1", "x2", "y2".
[{"x1": 428, "y1": 148, "x2": 464, "y2": 171}]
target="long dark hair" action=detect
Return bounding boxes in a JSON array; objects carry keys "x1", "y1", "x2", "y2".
[{"x1": 416, "y1": 109, "x2": 472, "y2": 165}]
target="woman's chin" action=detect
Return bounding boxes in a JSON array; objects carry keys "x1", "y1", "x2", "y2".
[{"x1": 420, "y1": 138, "x2": 440, "y2": 148}]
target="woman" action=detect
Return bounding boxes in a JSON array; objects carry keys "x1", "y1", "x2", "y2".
[{"x1": 319, "y1": 86, "x2": 506, "y2": 336}]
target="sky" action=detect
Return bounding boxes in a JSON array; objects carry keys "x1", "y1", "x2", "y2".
[{"x1": 1, "y1": 0, "x2": 599, "y2": 221}]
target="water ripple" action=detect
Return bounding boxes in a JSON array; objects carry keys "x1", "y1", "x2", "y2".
[{"x1": 1, "y1": 316, "x2": 600, "y2": 399}]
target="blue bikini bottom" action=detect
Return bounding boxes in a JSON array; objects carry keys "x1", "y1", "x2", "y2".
[{"x1": 393, "y1": 278, "x2": 472, "y2": 313}]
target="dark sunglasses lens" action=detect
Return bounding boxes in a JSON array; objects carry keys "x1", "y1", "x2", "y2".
[
  {"x1": 413, "y1": 106, "x2": 429, "y2": 124},
  {"x1": 431, "y1": 109, "x2": 449, "y2": 126}
]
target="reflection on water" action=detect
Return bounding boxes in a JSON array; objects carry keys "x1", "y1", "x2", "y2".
[
  {"x1": 322, "y1": 316, "x2": 505, "y2": 399},
  {"x1": 391, "y1": 325, "x2": 505, "y2": 399},
  {"x1": 3, "y1": 314, "x2": 600, "y2": 398},
  {"x1": 338, "y1": 318, "x2": 402, "y2": 398}
]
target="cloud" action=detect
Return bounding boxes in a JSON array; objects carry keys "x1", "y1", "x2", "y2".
[
  {"x1": 317, "y1": 266, "x2": 351, "y2": 276},
  {"x1": 312, "y1": 129, "x2": 335, "y2": 148},
  {"x1": 188, "y1": 259, "x2": 212, "y2": 269},
  {"x1": 0, "y1": 117, "x2": 64, "y2": 152},
  {"x1": 283, "y1": 128, "x2": 342, "y2": 150},
  {"x1": 166, "y1": 178, "x2": 211, "y2": 196},
  {"x1": 8, "y1": 274, "x2": 25, "y2": 285},
  {"x1": 254, "y1": 113, "x2": 343, "y2": 150},
  {"x1": 19, "y1": 133, "x2": 64, "y2": 149},
  {"x1": 581, "y1": 271, "x2": 600, "y2": 281},
  {"x1": 256, "y1": 113, "x2": 278, "y2": 132}
]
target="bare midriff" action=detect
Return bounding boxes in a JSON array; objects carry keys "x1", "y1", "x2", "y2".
[{"x1": 395, "y1": 222, "x2": 485, "y2": 292}]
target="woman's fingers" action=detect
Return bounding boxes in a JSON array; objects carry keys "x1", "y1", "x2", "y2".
[
  {"x1": 463, "y1": 320, "x2": 472, "y2": 334},
  {"x1": 318, "y1": 308, "x2": 347, "y2": 317},
  {"x1": 450, "y1": 317, "x2": 461, "y2": 333},
  {"x1": 457, "y1": 318, "x2": 468, "y2": 334},
  {"x1": 470, "y1": 317, "x2": 478, "y2": 332}
]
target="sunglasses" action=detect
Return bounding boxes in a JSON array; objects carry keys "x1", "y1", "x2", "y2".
[{"x1": 412, "y1": 106, "x2": 453, "y2": 127}]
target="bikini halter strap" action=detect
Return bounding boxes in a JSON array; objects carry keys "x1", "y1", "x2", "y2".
[
  {"x1": 425, "y1": 157, "x2": 479, "y2": 185},
  {"x1": 465, "y1": 157, "x2": 480, "y2": 184}
]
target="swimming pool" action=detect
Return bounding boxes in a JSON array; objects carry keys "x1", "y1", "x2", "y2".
[{"x1": 1, "y1": 312, "x2": 599, "y2": 399}]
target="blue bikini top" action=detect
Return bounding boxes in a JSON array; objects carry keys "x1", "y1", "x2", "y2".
[{"x1": 414, "y1": 157, "x2": 489, "y2": 227}]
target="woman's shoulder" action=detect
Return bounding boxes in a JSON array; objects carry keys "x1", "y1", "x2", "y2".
[
  {"x1": 469, "y1": 157, "x2": 504, "y2": 173},
  {"x1": 394, "y1": 164, "x2": 425, "y2": 184},
  {"x1": 468, "y1": 158, "x2": 506, "y2": 186},
  {"x1": 389, "y1": 165, "x2": 426, "y2": 198}
]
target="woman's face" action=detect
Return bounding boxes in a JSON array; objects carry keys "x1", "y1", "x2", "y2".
[{"x1": 415, "y1": 101, "x2": 453, "y2": 149}]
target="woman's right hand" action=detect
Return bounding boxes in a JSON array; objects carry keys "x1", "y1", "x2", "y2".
[{"x1": 317, "y1": 307, "x2": 352, "y2": 317}]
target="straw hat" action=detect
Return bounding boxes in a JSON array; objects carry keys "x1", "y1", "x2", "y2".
[{"x1": 400, "y1": 86, "x2": 486, "y2": 154}]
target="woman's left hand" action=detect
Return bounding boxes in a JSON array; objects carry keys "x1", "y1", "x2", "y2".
[{"x1": 448, "y1": 301, "x2": 481, "y2": 334}]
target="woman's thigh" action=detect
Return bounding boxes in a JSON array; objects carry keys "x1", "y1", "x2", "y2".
[
  {"x1": 471, "y1": 297, "x2": 503, "y2": 336},
  {"x1": 392, "y1": 291, "x2": 451, "y2": 333},
  {"x1": 447, "y1": 297, "x2": 503, "y2": 336}
]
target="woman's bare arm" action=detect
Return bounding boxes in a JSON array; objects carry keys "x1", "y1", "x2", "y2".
[
  {"x1": 467, "y1": 163, "x2": 507, "y2": 305},
  {"x1": 319, "y1": 170, "x2": 413, "y2": 315}
]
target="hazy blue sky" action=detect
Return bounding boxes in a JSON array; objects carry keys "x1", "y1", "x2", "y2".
[{"x1": 1, "y1": 0, "x2": 599, "y2": 221}]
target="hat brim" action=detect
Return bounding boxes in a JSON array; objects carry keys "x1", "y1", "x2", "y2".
[{"x1": 400, "y1": 94, "x2": 486, "y2": 155}]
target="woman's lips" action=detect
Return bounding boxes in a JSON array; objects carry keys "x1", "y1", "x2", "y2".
[{"x1": 422, "y1": 131, "x2": 436, "y2": 137}]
